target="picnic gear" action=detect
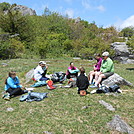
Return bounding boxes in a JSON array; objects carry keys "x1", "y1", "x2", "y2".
[
  {"x1": 51, "y1": 72, "x2": 66, "y2": 83},
  {"x1": 47, "y1": 80, "x2": 56, "y2": 90},
  {"x1": 25, "y1": 68, "x2": 34, "y2": 83},
  {"x1": 20, "y1": 92, "x2": 48, "y2": 102}
]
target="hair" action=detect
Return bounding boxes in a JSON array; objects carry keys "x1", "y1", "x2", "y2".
[
  {"x1": 94, "y1": 53, "x2": 101, "y2": 57},
  {"x1": 5, "y1": 71, "x2": 16, "y2": 84},
  {"x1": 70, "y1": 62, "x2": 73, "y2": 65},
  {"x1": 79, "y1": 67, "x2": 85, "y2": 74}
]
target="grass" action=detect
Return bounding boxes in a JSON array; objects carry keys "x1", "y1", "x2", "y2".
[{"x1": 0, "y1": 58, "x2": 134, "y2": 134}]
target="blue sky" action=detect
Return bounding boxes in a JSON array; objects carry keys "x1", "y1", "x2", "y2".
[{"x1": 1, "y1": 0, "x2": 134, "y2": 29}]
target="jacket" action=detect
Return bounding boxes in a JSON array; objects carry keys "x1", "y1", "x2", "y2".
[
  {"x1": 76, "y1": 74, "x2": 89, "y2": 90},
  {"x1": 5, "y1": 76, "x2": 22, "y2": 91},
  {"x1": 100, "y1": 57, "x2": 114, "y2": 73}
]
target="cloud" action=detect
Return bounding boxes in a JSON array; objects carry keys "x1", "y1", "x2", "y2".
[
  {"x1": 82, "y1": 0, "x2": 105, "y2": 12},
  {"x1": 120, "y1": 15, "x2": 134, "y2": 29},
  {"x1": 65, "y1": 8, "x2": 74, "y2": 18},
  {"x1": 115, "y1": 15, "x2": 134, "y2": 29},
  {"x1": 82, "y1": 0, "x2": 92, "y2": 10},
  {"x1": 96, "y1": 5, "x2": 105, "y2": 12}
]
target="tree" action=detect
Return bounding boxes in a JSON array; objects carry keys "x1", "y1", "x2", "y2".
[{"x1": 121, "y1": 26, "x2": 134, "y2": 37}]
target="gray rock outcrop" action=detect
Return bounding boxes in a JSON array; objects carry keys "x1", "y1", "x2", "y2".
[
  {"x1": 102, "y1": 73, "x2": 133, "y2": 87},
  {"x1": 107, "y1": 115, "x2": 134, "y2": 134},
  {"x1": 12, "y1": 5, "x2": 36, "y2": 16},
  {"x1": 99, "y1": 100, "x2": 115, "y2": 111},
  {"x1": 111, "y1": 42, "x2": 134, "y2": 64}
]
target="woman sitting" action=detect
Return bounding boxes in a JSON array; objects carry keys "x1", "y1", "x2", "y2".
[
  {"x1": 66, "y1": 62, "x2": 79, "y2": 79},
  {"x1": 4, "y1": 71, "x2": 28, "y2": 100},
  {"x1": 88, "y1": 54, "x2": 102, "y2": 84}
]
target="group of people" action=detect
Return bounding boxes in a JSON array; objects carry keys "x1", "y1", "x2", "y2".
[{"x1": 3, "y1": 51, "x2": 114, "y2": 100}]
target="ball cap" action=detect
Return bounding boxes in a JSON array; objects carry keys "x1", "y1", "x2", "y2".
[
  {"x1": 39, "y1": 61, "x2": 46, "y2": 65},
  {"x1": 102, "y1": 51, "x2": 109, "y2": 57}
]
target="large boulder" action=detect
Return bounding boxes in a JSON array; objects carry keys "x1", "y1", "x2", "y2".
[
  {"x1": 111, "y1": 42, "x2": 134, "y2": 64},
  {"x1": 107, "y1": 115, "x2": 134, "y2": 134},
  {"x1": 102, "y1": 73, "x2": 133, "y2": 87},
  {"x1": 12, "y1": 5, "x2": 36, "y2": 16}
]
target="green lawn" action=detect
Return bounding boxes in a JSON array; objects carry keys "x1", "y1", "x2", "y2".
[{"x1": 0, "y1": 58, "x2": 134, "y2": 134}]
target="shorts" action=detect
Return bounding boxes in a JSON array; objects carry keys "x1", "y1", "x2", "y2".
[{"x1": 103, "y1": 72, "x2": 114, "y2": 78}]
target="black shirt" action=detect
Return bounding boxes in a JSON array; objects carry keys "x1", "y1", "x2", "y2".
[{"x1": 76, "y1": 73, "x2": 89, "y2": 90}]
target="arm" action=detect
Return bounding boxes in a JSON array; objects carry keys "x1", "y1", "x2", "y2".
[
  {"x1": 101, "y1": 59, "x2": 113, "y2": 73},
  {"x1": 6, "y1": 77, "x2": 18, "y2": 89}
]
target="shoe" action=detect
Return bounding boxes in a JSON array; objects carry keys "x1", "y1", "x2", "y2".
[
  {"x1": 4, "y1": 94, "x2": 10, "y2": 100},
  {"x1": 90, "y1": 85, "x2": 98, "y2": 88},
  {"x1": 117, "y1": 89, "x2": 122, "y2": 93},
  {"x1": 90, "y1": 89, "x2": 97, "y2": 94}
]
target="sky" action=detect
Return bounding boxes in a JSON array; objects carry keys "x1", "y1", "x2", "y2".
[{"x1": 0, "y1": 0, "x2": 134, "y2": 30}]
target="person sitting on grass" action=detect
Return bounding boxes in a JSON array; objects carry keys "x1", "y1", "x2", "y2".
[
  {"x1": 90, "y1": 51, "x2": 114, "y2": 88},
  {"x1": 66, "y1": 62, "x2": 79, "y2": 79},
  {"x1": 76, "y1": 67, "x2": 89, "y2": 95},
  {"x1": 34, "y1": 61, "x2": 49, "y2": 81},
  {"x1": 3, "y1": 71, "x2": 28, "y2": 100},
  {"x1": 88, "y1": 54, "x2": 102, "y2": 85}
]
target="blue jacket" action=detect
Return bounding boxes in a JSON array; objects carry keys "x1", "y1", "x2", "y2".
[{"x1": 5, "y1": 76, "x2": 22, "y2": 91}]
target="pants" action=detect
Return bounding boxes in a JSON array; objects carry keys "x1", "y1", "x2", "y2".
[
  {"x1": 39, "y1": 77, "x2": 49, "y2": 81},
  {"x1": 6, "y1": 88, "x2": 28, "y2": 96},
  {"x1": 66, "y1": 72, "x2": 78, "y2": 79}
]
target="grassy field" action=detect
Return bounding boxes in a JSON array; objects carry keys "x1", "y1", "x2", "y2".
[{"x1": 0, "y1": 58, "x2": 134, "y2": 134}]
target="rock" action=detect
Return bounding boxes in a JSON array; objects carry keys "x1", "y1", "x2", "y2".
[
  {"x1": 111, "y1": 42, "x2": 134, "y2": 64},
  {"x1": 43, "y1": 131, "x2": 53, "y2": 134},
  {"x1": 81, "y1": 105, "x2": 91, "y2": 109},
  {"x1": 107, "y1": 115, "x2": 134, "y2": 134},
  {"x1": 102, "y1": 73, "x2": 133, "y2": 87},
  {"x1": 7, "y1": 107, "x2": 14, "y2": 112},
  {"x1": 99, "y1": 100, "x2": 115, "y2": 111},
  {"x1": 12, "y1": 5, "x2": 36, "y2": 16}
]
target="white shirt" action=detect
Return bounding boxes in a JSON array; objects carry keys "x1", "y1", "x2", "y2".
[{"x1": 34, "y1": 65, "x2": 44, "y2": 81}]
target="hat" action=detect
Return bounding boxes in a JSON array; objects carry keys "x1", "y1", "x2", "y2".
[
  {"x1": 102, "y1": 52, "x2": 109, "y2": 57},
  {"x1": 39, "y1": 61, "x2": 46, "y2": 65}
]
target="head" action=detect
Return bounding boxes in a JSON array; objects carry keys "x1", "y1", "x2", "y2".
[
  {"x1": 94, "y1": 53, "x2": 101, "y2": 60},
  {"x1": 9, "y1": 71, "x2": 16, "y2": 78},
  {"x1": 39, "y1": 61, "x2": 46, "y2": 67},
  {"x1": 102, "y1": 51, "x2": 109, "y2": 60},
  {"x1": 79, "y1": 67, "x2": 85, "y2": 74},
  {"x1": 70, "y1": 62, "x2": 74, "y2": 67}
]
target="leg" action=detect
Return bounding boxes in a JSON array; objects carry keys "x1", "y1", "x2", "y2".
[
  {"x1": 89, "y1": 71, "x2": 95, "y2": 84},
  {"x1": 95, "y1": 74, "x2": 106, "y2": 86},
  {"x1": 7, "y1": 88, "x2": 27, "y2": 96}
]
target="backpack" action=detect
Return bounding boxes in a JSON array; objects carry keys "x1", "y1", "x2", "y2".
[
  {"x1": 51, "y1": 72, "x2": 66, "y2": 83},
  {"x1": 109, "y1": 84, "x2": 120, "y2": 92},
  {"x1": 96, "y1": 85, "x2": 109, "y2": 93}
]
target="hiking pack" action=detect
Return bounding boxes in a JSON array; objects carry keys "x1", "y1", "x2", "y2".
[
  {"x1": 51, "y1": 72, "x2": 66, "y2": 83},
  {"x1": 96, "y1": 84, "x2": 120, "y2": 93}
]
